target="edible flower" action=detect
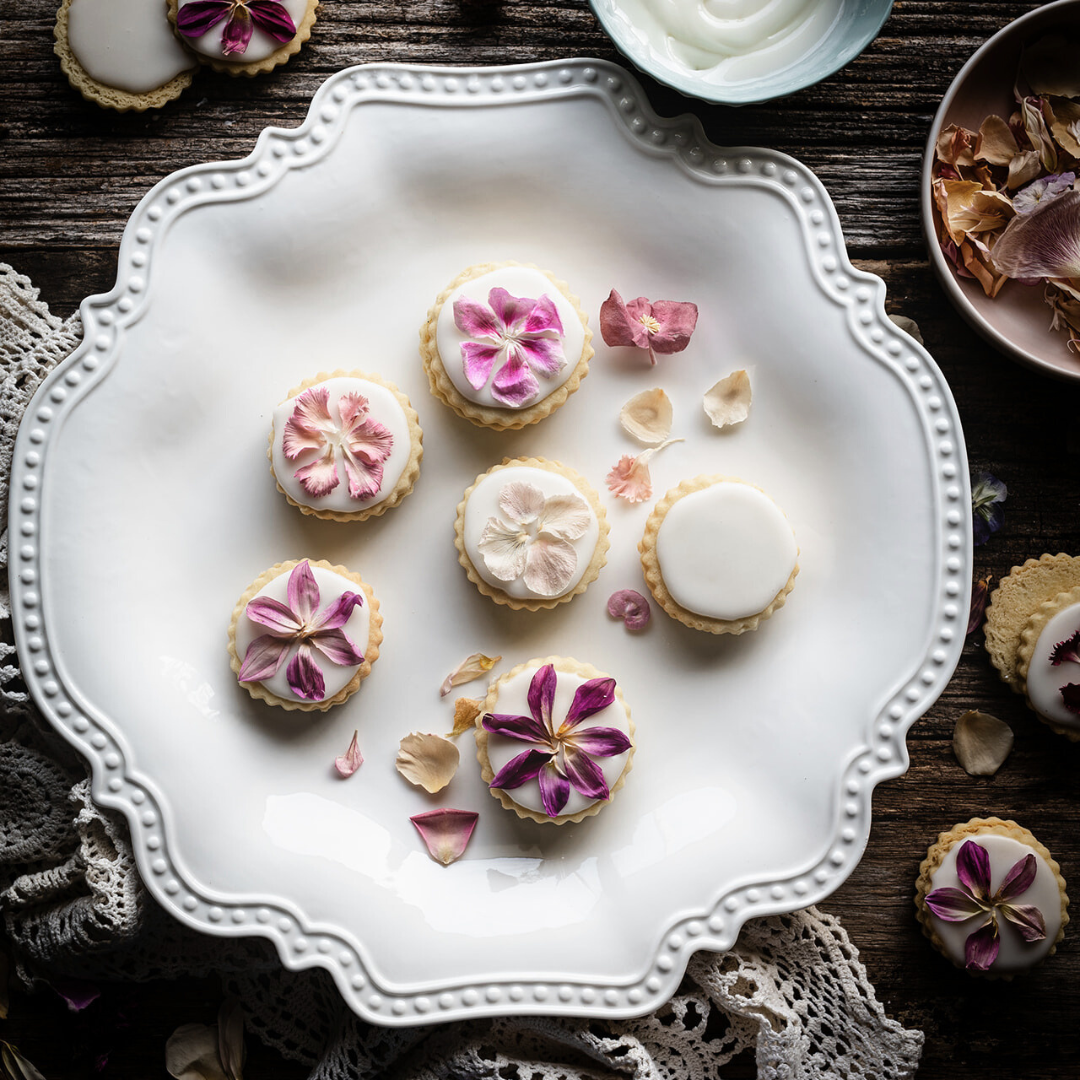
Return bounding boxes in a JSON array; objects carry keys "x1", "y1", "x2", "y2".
[
  {"x1": 238, "y1": 560, "x2": 364, "y2": 702},
  {"x1": 1013, "y1": 171, "x2": 1077, "y2": 215},
  {"x1": 396, "y1": 732, "x2": 459, "y2": 793},
  {"x1": 282, "y1": 386, "x2": 394, "y2": 501},
  {"x1": 1049, "y1": 629, "x2": 1080, "y2": 713},
  {"x1": 600, "y1": 290, "x2": 698, "y2": 365},
  {"x1": 440, "y1": 652, "x2": 501, "y2": 697},
  {"x1": 477, "y1": 480, "x2": 591, "y2": 597},
  {"x1": 992, "y1": 189, "x2": 1080, "y2": 282},
  {"x1": 482, "y1": 664, "x2": 631, "y2": 819},
  {"x1": 410, "y1": 809, "x2": 478, "y2": 866},
  {"x1": 175, "y1": 0, "x2": 297, "y2": 57},
  {"x1": 924, "y1": 839, "x2": 1046, "y2": 971},
  {"x1": 971, "y1": 472, "x2": 1007, "y2": 546},
  {"x1": 967, "y1": 575, "x2": 991, "y2": 636},
  {"x1": 606, "y1": 438, "x2": 682, "y2": 504},
  {"x1": 620, "y1": 388, "x2": 673, "y2": 444},
  {"x1": 607, "y1": 589, "x2": 651, "y2": 630},
  {"x1": 334, "y1": 730, "x2": 363, "y2": 777},
  {"x1": 454, "y1": 287, "x2": 565, "y2": 407}
]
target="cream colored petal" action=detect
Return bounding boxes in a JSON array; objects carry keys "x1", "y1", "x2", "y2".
[
  {"x1": 166, "y1": 1025, "x2": 229, "y2": 1080},
  {"x1": 1049, "y1": 97, "x2": 1080, "y2": 158},
  {"x1": 537, "y1": 492, "x2": 592, "y2": 541},
  {"x1": 974, "y1": 114, "x2": 1018, "y2": 166},
  {"x1": 1007, "y1": 150, "x2": 1043, "y2": 191},
  {"x1": 703, "y1": 369, "x2": 752, "y2": 429},
  {"x1": 396, "y1": 732, "x2": 460, "y2": 793},
  {"x1": 953, "y1": 710, "x2": 1014, "y2": 776},
  {"x1": 439, "y1": 653, "x2": 500, "y2": 696},
  {"x1": 620, "y1": 387, "x2": 673, "y2": 444},
  {"x1": 523, "y1": 535, "x2": 578, "y2": 596},
  {"x1": 477, "y1": 517, "x2": 530, "y2": 582},
  {"x1": 498, "y1": 480, "x2": 545, "y2": 525}
]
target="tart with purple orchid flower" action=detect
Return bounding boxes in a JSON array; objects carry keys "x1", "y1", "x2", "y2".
[
  {"x1": 455, "y1": 457, "x2": 610, "y2": 611},
  {"x1": 167, "y1": 0, "x2": 317, "y2": 76},
  {"x1": 475, "y1": 657, "x2": 634, "y2": 825},
  {"x1": 915, "y1": 818, "x2": 1068, "y2": 977},
  {"x1": 1017, "y1": 584, "x2": 1080, "y2": 741},
  {"x1": 420, "y1": 262, "x2": 593, "y2": 430},
  {"x1": 268, "y1": 371, "x2": 423, "y2": 522},
  {"x1": 227, "y1": 559, "x2": 382, "y2": 712}
]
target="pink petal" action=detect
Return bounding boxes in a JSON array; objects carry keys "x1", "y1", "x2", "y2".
[
  {"x1": 964, "y1": 918, "x2": 1000, "y2": 971},
  {"x1": 607, "y1": 589, "x2": 651, "y2": 630},
  {"x1": 562, "y1": 744, "x2": 610, "y2": 801},
  {"x1": 410, "y1": 808, "x2": 479, "y2": 865},
  {"x1": 528, "y1": 664, "x2": 557, "y2": 730},
  {"x1": 454, "y1": 295, "x2": 503, "y2": 340},
  {"x1": 341, "y1": 451, "x2": 385, "y2": 501},
  {"x1": 998, "y1": 902, "x2": 1047, "y2": 942},
  {"x1": 562, "y1": 677, "x2": 616, "y2": 727},
  {"x1": 345, "y1": 415, "x2": 394, "y2": 464},
  {"x1": 238, "y1": 634, "x2": 291, "y2": 682},
  {"x1": 461, "y1": 341, "x2": 502, "y2": 390},
  {"x1": 996, "y1": 852, "x2": 1038, "y2": 902},
  {"x1": 956, "y1": 840, "x2": 992, "y2": 899},
  {"x1": 247, "y1": 0, "x2": 297, "y2": 41},
  {"x1": 923, "y1": 885, "x2": 987, "y2": 922},
  {"x1": 564, "y1": 726, "x2": 632, "y2": 758},
  {"x1": 335, "y1": 390, "x2": 370, "y2": 430},
  {"x1": 282, "y1": 387, "x2": 332, "y2": 460},
  {"x1": 992, "y1": 189, "x2": 1080, "y2": 280},
  {"x1": 490, "y1": 348, "x2": 540, "y2": 407},
  {"x1": 522, "y1": 535, "x2": 577, "y2": 597},
  {"x1": 518, "y1": 334, "x2": 566, "y2": 379},
  {"x1": 244, "y1": 595, "x2": 301, "y2": 635},
  {"x1": 600, "y1": 289, "x2": 650, "y2": 350},
  {"x1": 647, "y1": 300, "x2": 699, "y2": 354},
  {"x1": 487, "y1": 287, "x2": 534, "y2": 332},
  {"x1": 287, "y1": 560, "x2": 320, "y2": 624},
  {"x1": 175, "y1": 0, "x2": 230, "y2": 37},
  {"x1": 286, "y1": 642, "x2": 325, "y2": 701},
  {"x1": 537, "y1": 760, "x2": 570, "y2": 818},
  {"x1": 489, "y1": 747, "x2": 552, "y2": 790},
  {"x1": 311, "y1": 591, "x2": 363, "y2": 631},
  {"x1": 48, "y1": 977, "x2": 101, "y2": 1013},
  {"x1": 293, "y1": 444, "x2": 340, "y2": 498},
  {"x1": 335, "y1": 730, "x2": 364, "y2": 777},
  {"x1": 498, "y1": 480, "x2": 545, "y2": 525},
  {"x1": 220, "y1": 8, "x2": 254, "y2": 56},
  {"x1": 522, "y1": 294, "x2": 564, "y2": 336},
  {"x1": 310, "y1": 627, "x2": 364, "y2": 667},
  {"x1": 481, "y1": 711, "x2": 551, "y2": 745},
  {"x1": 606, "y1": 454, "x2": 652, "y2": 503}
]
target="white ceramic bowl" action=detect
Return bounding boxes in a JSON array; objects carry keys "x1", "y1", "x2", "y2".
[{"x1": 922, "y1": 0, "x2": 1080, "y2": 381}]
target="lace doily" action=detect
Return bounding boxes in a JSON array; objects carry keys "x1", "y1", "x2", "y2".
[{"x1": 0, "y1": 263, "x2": 923, "y2": 1079}]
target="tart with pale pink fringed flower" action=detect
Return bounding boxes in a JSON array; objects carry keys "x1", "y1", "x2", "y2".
[
  {"x1": 268, "y1": 371, "x2": 422, "y2": 522},
  {"x1": 475, "y1": 657, "x2": 634, "y2": 825},
  {"x1": 915, "y1": 818, "x2": 1068, "y2": 978},
  {"x1": 419, "y1": 262, "x2": 593, "y2": 430},
  {"x1": 454, "y1": 457, "x2": 610, "y2": 611},
  {"x1": 227, "y1": 559, "x2": 382, "y2": 712}
]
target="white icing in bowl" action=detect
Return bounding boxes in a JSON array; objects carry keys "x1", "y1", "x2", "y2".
[{"x1": 1026, "y1": 602, "x2": 1080, "y2": 730}]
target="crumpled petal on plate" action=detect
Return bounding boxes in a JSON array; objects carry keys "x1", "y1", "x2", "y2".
[
  {"x1": 620, "y1": 388, "x2": 673, "y2": 444},
  {"x1": 397, "y1": 732, "x2": 460, "y2": 793},
  {"x1": 953, "y1": 710, "x2": 1014, "y2": 776},
  {"x1": 703, "y1": 370, "x2": 751, "y2": 429},
  {"x1": 410, "y1": 808, "x2": 479, "y2": 865}
]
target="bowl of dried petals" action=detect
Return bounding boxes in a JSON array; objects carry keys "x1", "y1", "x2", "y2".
[{"x1": 923, "y1": 0, "x2": 1080, "y2": 380}]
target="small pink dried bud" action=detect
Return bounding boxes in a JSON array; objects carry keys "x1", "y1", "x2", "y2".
[
  {"x1": 334, "y1": 730, "x2": 363, "y2": 777},
  {"x1": 607, "y1": 589, "x2": 651, "y2": 630}
]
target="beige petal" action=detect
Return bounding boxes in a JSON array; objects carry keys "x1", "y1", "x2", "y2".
[
  {"x1": 397, "y1": 732, "x2": 460, "y2": 793},
  {"x1": 953, "y1": 710, "x2": 1014, "y2": 776},
  {"x1": 449, "y1": 697, "x2": 483, "y2": 737},
  {"x1": 620, "y1": 388, "x2": 673, "y2": 444},
  {"x1": 1048, "y1": 97, "x2": 1080, "y2": 158},
  {"x1": 440, "y1": 653, "x2": 500, "y2": 697},
  {"x1": 974, "y1": 114, "x2": 1018, "y2": 166},
  {"x1": 1006, "y1": 150, "x2": 1043, "y2": 191},
  {"x1": 166, "y1": 1025, "x2": 229, "y2": 1080},
  {"x1": 217, "y1": 999, "x2": 245, "y2": 1080},
  {"x1": 887, "y1": 315, "x2": 924, "y2": 345},
  {"x1": 936, "y1": 124, "x2": 977, "y2": 167},
  {"x1": 704, "y1": 369, "x2": 751, "y2": 429}
]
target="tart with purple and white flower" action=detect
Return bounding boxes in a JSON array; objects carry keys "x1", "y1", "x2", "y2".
[
  {"x1": 475, "y1": 657, "x2": 634, "y2": 825},
  {"x1": 420, "y1": 262, "x2": 593, "y2": 430},
  {"x1": 454, "y1": 457, "x2": 610, "y2": 611},
  {"x1": 228, "y1": 559, "x2": 382, "y2": 712},
  {"x1": 269, "y1": 371, "x2": 422, "y2": 522}
]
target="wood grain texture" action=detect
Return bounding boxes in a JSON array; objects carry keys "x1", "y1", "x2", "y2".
[{"x1": 5, "y1": 0, "x2": 1080, "y2": 1076}]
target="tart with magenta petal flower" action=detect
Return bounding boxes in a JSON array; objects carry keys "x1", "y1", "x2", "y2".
[
  {"x1": 269, "y1": 371, "x2": 423, "y2": 522},
  {"x1": 915, "y1": 818, "x2": 1068, "y2": 978},
  {"x1": 420, "y1": 262, "x2": 593, "y2": 430},
  {"x1": 167, "y1": 0, "x2": 317, "y2": 76},
  {"x1": 455, "y1": 457, "x2": 610, "y2": 611},
  {"x1": 475, "y1": 657, "x2": 634, "y2": 825},
  {"x1": 228, "y1": 559, "x2": 382, "y2": 711}
]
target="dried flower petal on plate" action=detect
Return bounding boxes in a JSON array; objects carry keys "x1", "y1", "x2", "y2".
[
  {"x1": 1013, "y1": 171, "x2": 1076, "y2": 215},
  {"x1": 440, "y1": 652, "x2": 500, "y2": 697},
  {"x1": 703, "y1": 369, "x2": 751, "y2": 429},
  {"x1": 607, "y1": 589, "x2": 651, "y2": 630},
  {"x1": 606, "y1": 438, "x2": 682, "y2": 504},
  {"x1": 971, "y1": 472, "x2": 1006, "y2": 546},
  {"x1": 410, "y1": 808, "x2": 478, "y2": 865},
  {"x1": 620, "y1": 388, "x2": 673, "y2": 444},
  {"x1": 599, "y1": 290, "x2": 698, "y2": 365},
  {"x1": 968, "y1": 575, "x2": 991, "y2": 636},
  {"x1": 334, "y1": 730, "x2": 363, "y2": 777},
  {"x1": 993, "y1": 189, "x2": 1080, "y2": 281},
  {"x1": 449, "y1": 697, "x2": 483, "y2": 737},
  {"x1": 953, "y1": 710, "x2": 1013, "y2": 776},
  {"x1": 396, "y1": 732, "x2": 460, "y2": 793}
]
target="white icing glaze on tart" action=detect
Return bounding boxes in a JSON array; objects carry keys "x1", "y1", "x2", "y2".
[
  {"x1": 483, "y1": 664, "x2": 632, "y2": 819},
  {"x1": 462, "y1": 465, "x2": 601, "y2": 600},
  {"x1": 270, "y1": 377, "x2": 411, "y2": 515},
  {"x1": 177, "y1": 0, "x2": 309, "y2": 61},
  {"x1": 926, "y1": 834, "x2": 1063, "y2": 973},
  {"x1": 1025, "y1": 602, "x2": 1080, "y2": 730},
  {"x1": 655, "y1": 480, "x2": 797, "y2": 621},
  {"x1": 233, "y1": 564, "x2": 371, "y2": 703},
  {"x1": 436, "y1": 266, "x2": 585, "y2": 410},
  {"x1": 68, "y1": 0, "x2": 194, "y2": 93}
]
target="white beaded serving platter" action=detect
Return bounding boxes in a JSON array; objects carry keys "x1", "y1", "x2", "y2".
[{"x1": 11, "y1": 59, "x2": 970, "y2": 1026}]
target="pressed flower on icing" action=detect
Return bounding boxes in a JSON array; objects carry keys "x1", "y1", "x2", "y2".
[
  {"x1": 228, "y1": 559, "x2": 382, "y2": 712},
  {"x1": 420, "y1": 262, "x2": 593, "y2": 430},
  {"x1": 269, "y1": 372, "x2": 422, "y2": 522},
  {"x1": 475, "y1": 657, "x2": 634, "y2": 825},
  {"x1": 455, "y1": 457, "x2": 610, "y2": 611}
]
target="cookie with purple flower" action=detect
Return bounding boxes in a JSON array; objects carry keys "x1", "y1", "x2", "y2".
[
  {"x1": 915, "y1": 818, "x2": 1068, "y2": 977},
  {"x1": 228, "y1": 559, "x2": 382, "y2": 711},
  {"x1": 475, "y1": 657, "x2": 634, "y2": 825},
  {"x1": 420, "y1": 262, "x2": 594, "y2": 430},
  {"x1": 1016, "y1": 583, "x2": 1080, "y2": 741},
  {"x1": 168, "y1": 0, "x2": 317, "y2": 75}
]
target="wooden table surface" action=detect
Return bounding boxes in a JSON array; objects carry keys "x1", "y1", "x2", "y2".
[{"x1": 4, "y1": 1, "x2": 1080, "y2": 1076}]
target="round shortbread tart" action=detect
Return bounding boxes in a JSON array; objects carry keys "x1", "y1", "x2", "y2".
[
  {"x1": 227, "y1": 559, "x2": 382, "y2": 712},
  {"x1": 475, "y1": 656, "x2": 635, "y2": 825},
  {"x1": 454, "y1": 457, "x2": 610, "y2": 611},
  {"x1": 1016, "y1": 584, "x2": 1080, "y2": 741},
  {"x1": 268, "y1": 370, "x2": 423, "y2": 522},
  {"x1": 640, "y1": 474, "x2": 799, "y2": 635},
  {"x1": 420, "y1": 261, "x2": 593, "y2": 430}
]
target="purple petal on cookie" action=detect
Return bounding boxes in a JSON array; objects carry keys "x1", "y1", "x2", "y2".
[
  {"x1": 487, "y1": 287, "x2": 533, "y2": 332},
  {"x1": 564, "y1": 726, "x2": 632, "y2": 759},
  {"x1": 522, "y1": 293, "x2": 564, "y2": 336},
  {"x1": 488, "y1": 747, "x2": 552, "y2": 791},
  {"x1": 519, "y1": 334, "x2": 565, "y2": 379},
  {"x1": 247, "y1": 0, "x2": 297, "y2": 41},
  {"x1": 311, "y1": 591, "x2": 363, "y2": 631},
  {"x1": 527, "y1": 664, "x2": 557, "y2": 730},
  {"x1": 1059, "y1": 683, "x2": 1080, "y2": 713},
  {"x1": 238, "y1": 634, "x2": 291, "y2": 682},
  {"x1": 287, "y1": 560, "x2": 320, "y2": 625},
  {"x1": 461, "y1": 341, "x2": 501, "y2": 390},
  {"x1": 245, "y1": 596, "x2": 301, "y2": 635},
  {"x1": 175, "y1": 0, "x2": 230, "y2": 37},
  {"x1": 1050, "y1": 630, "x2": 1080, "y2": 666},
  {"x1": 310, "y1": 627, "x2": 364, "y2": 668},
  {"x1": 220, "y1": 6, "x2": 254, "y2": 56},
  {"x1": 490, "y1": 348, "x2": 540, "y2": 407},
  {"x1": 481, "y1": 711, "x2": 550, "y2": 745},
  {"x1": 998, "y1": 902, "x2": 1048, "y2": 942},
  {"x1": 410, "y1": 808, "x2": 478, "y2": 866},
  {"x1": 537, "y1": 760, "x2": 570, "y2": 818},
  {"x1": 562, "y1": 744, "x2": 610, "y2": 801},
  {"x1": 923, "y1": 885, "x2": 987, "y2": 922},
  {"x1": 562, "y1": 677, "x2": 616, "y2": 728},
  {"x1": 964, "y1": 918, "x2": 1000, "y2": 971},
  {"x1": 454, "y1": 295, "x2": 503, "y2": 340},
  {"x1": 996, "y1": 852, "x2": 1038, "y2": 902},
  {"x1": 956, "y1": 840, "x2": 992, "y2": 899},
  {"x1": 286, "y1": 642, "x2": 325, "y2": 701}
]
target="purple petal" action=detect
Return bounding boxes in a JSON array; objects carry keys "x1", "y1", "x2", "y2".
[
  {"x1": 537, "y1": 760, "x2": 570, "y2": 818},
  {"x1": 220, "y1": 8, "x2": 254, "y2": 56},
  {"x1": 527, "y1": 664, "x2": 557, "y2": 731},
  {"x1": 488, "y1": 747, "x2": 552, "y2": 790},
  {"x1": 955, "y1": 840, "x2": 992, "y2": 899},
  {"x1": 311, "y1": 591, "x2": 363, "y2": 632},
  {"x1": 1060, "y1": 683, "x2": 1080, "y2": 713},
  {"x1": 600, "y1": 290, "x2": 650, "y2": 349},
  {"x1": 481, "y1": 711, "x2": 551, "y2": 745},
  {"x1": 1050, "y1": 630, "x2": 1080, "y2": 666},
  {"x1": 923, "y1": 885, "x2": 987, "y2": 922},
  {"x1": 964, "y1": 918, "x2": 1000, "y2": 971},
  {"x1": 564, "y1": 726, "x2": 632, "y2": 758},
  {"x1": 310, "y1": 627, "x2": 364, "y2": 667},
  {"x1": 992, "y1": 189, "x2": 1080, "y2": 280},
  {"x1": 490, "y1": 348, "x2": 540, "y2": 407},
  {"x1": 49, "y1": 977, "x2": 101, "y2": 1012},
  {"x1": 461, "y1": 341, "x2": 501, "y2": 390},
  {"x1": 647, "y1": 300, "x2": 699, "y2": 354},
  {"x1": 998, "y1": 902, "x2": 1047, "y2": 942},
  {"x1": 410, "y1": 808, "x2": 478, "y2": 865},
  {"x1": 518, "y1": 334, "x2": 565, "y2": 379},
  {"x1": 286, "y1": 643, "x2": 325, "y2": 701},
  {"x1": 562, "y1": 745, "x2": 610, "y2": 801},
  {"x1": 996, "y1": 852, "x2": 1038, "y2": 902},
  {"x1": 244, "y1": 596, "x2": 301, "y2": 634},
  {"x1": 454, "y1": 295, "x2": 503, "y2": 340},
  {"x1": 522, "y1": 294, "x2": 564, "y2": 335},
  {"x1": 247, "y1": 0, "x2": 297, "y2": 42},
  {"x1": 607, "y1": 589, "x2": 651, "y2": 631},
  {"x1": 562, "y1": 677, "x2": 616, "y2": 729},
  {"x1": 238, "y1": 634, "x2": 291, "y2": 682},
  {"x1": 487, "y1": 287, "x2": 534, "y2": 332},
  {"x1": 287, "y1": 560, "x2": 320, "y2": 625},
  {"x1": 175, "y1": 0, "x2": 230, "y2": 37}
]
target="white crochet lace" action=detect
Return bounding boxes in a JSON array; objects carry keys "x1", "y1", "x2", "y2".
[{"x1": 0, "y1": 263, "x2": 923, "y2": 1078}]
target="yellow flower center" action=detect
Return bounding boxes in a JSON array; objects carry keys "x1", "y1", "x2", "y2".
[{"x1": 639, "y1": 314, "x2": 661, "y2": 335}]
